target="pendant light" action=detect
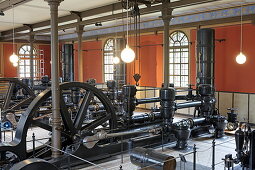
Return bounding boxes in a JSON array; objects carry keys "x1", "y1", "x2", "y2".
[
  {"x1": 121, "y1": 0, "x2": 135, "y2": 63},
  {"x1": 236, "y1": 2, "x2": 246, "y2": 64},
  {"x1": 113, "y1": 56, "x2": 120, "y2": 64},
  {"x1": 9, "y1": 5, "x2": 19, "y2": 66}
]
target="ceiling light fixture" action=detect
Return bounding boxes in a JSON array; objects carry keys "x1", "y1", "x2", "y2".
[
  {"x1": 113, "y1": 56, "x2": 120, "y2": 64},
  {"x1": 121, "y1": 0, "x2": 135, "y2": 63},
  {"x1": 236, "y1": 2, "x2": 246, "y2": 64},
  {"x1": 0, "y1": 11, "x2": 4, "y2": 16},
  {"x1": 9, "y1": 5, "x2": 18, "y2": 66},
  {"x1": 95, "y1": 22, "x2": 102, "y2": 26}
]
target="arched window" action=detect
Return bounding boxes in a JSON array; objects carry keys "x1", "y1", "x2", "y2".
[
  {"x1": 18, "y1": 45, "x2": 40, "y2": 79},
  {"x1": 169, "y1": 31, "x2": 189, "y2": 87},
  {"x1": 103, "y1": 39, "x2": 114, "y2": 82}
]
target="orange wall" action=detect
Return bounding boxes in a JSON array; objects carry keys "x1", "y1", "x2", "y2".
[
  {"x1": 73, "y1": 40, "x2": 103, "y2": 83},
  {"x1": 3, "y1": 44, "x2": 17, "y2": 77},
  {"x1": 190, "y1": 24, "x2": 255, "y2": 93},
  {"x1": 1, "y1": 43, "x2": 51, "y2": 78},
  {"x1": 39, "y1": 44, "x2": 51, "y2": 77},
  {"x1": 127, "y1": 34, "x2": 163, "y2": 87},
  {"x1": 83, "y1": 40, "x2": 103, "y2": 83}
]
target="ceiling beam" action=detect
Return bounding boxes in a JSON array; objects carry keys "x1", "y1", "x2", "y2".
[
  {"x1": 1, "y1": 2, "x2": 123, "y2": 36},
  {"x1": 0, "y1": 0, "x2": 32, "y2": 11},
  {"x1": 59, "y1": 13, "x2": 255, "y2": 42},
  {"x1": 1, "y1": 0, "x2": 219, "y2": 36}
]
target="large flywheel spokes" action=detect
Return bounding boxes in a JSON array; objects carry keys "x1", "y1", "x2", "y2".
[
  {"x1": 0, "y1": 82, "x2": 117, "y2": 166},
  {"x1": 0, "y1": 78, "x2": 35, "y2": 112},
  {"x1": 58, "y1": 82, "x2": 117, "y2": 139},
  {"x1": 10, "y1": 82, "x2": 116, "y2": 156}
]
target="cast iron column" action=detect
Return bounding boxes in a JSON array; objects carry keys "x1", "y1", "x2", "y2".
[
  {"x1": 161, "y1": 0, "x2": 172, "y2": 88},
  {"x1": 45, "y1": 0, "x2": 63, "y2": 158},
  {"x1": 77, "y1": 24, "x2": 84, "y2": 82},
  {"x1": 29, "y1": 31, "x2": 34, "y2": 87}
]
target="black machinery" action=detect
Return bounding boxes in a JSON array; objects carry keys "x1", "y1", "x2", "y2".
[
  {"x1": 224, "y1": 123, "x2": 255, "y2": 170},
  {"x1": 0, "y1": 76, "x2": 51, "y2": 128},
  {"x1": 0, "y1": 28, "x2": 228, "y2": 169}
]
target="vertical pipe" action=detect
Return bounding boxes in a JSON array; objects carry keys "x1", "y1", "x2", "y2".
[
  {"x1": 45, "y1": 0, "x2": 62, "y2": 158},
  {"x1": 196, "y1": 28, "x2": 215, "y2": 87},
  {"x1": 193, "y1": 144, "x2": 196, "y2": 170},
  {"x1": 160, "y1": 87, "x2": 175, "y2": 126},
  {"x1": 29, "y1": 32, "x2": 34, "y2": 87},
  {"x1": 249, "y1": 130, "x2": 255, "y2": 169},
  {"x1": 32, "y1": 133, "x2": 35, "y2": 157},
  {"x1": 212, "y1": 139, "x2": 215, "y2": 170},
  {"x1": 161, "y1": 0, "x2": 172, "y2": 88},
  {"x1": 62, "y1": 44, "x2": 74, "y2": 82},
  {"x1": 77, "y1": 25, "x2": 84, "y2": 82},
  {"x1": 163, "y1": 20, "x2": 169, "y2": 88}
]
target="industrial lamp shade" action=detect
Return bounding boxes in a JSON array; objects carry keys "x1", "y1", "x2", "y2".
[
  {"x1": 113, "y1": 57, "x2": 120, "y2": 64},
  {"x1": 121, "y1": 45, "x2": 135, "y2": 63},
  {"x1": 236, "y1": 52, "x2": 246, "y2": 64},
  {"x1": 9, "y1": 53, "x2": 19, "y2": 63}
]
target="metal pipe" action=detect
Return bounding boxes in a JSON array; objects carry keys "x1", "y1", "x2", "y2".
[
  {"x1": 136, "y1": 97, "x2": 160, "y2": 105},
  {"x1": 131, "y1": 112, "x2": 162, "y2": 123},
  {"x1": 77, "y1": 24, "x2": 84, "y2": 82},
  {"x1": 193, "y1": 144, "x2": 197, "y2": 170},
  {"x1": 212, "y1": 139, "x2": 215, "y2": 170},
  {"x1": 176, "y1": 101, "x2": 202, "y2": 109},
  {"x1": 160, "y1": 88, "x2": 175, "y2": 125},
  {"x1": 45, "y1": 0, "x2": 62, "y2": 158},
  {"x1": 175, "y1": 95, "x2": 187, "y2": 100},
  {"x1": 161, "y1": 0, "x2": 172, "y2": 88},
  {"x1": 62, "y1": 44, "x2": 74, "y2": 82},
  {"x1": 190, "y1": 117, "x2": 206, "y2": 127},
  {"x1": 83, "y1": 125, "x2": 161, "y2": 149},
  {"x1": 196, "y1": 28, "x2": 215, "y2": 87},
  {"x1": 249, "y1": 130, "x2": 255, "y2": 169},
  {"x1": 29, "y1": 32, "x2": 34, "y2": 87},
  {"x1": 130, "y1": 147, "x2": 176, "y2": 170}
]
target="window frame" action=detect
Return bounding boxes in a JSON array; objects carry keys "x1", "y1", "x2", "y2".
[
  {"x1": 18, "y1": 45, "x2": 40, "y2": 79},
  {"x1": 169, "y1": 31, "x2": 190, "y2": 88},
  {"x1": 103, "y1": 38, "x2": 115, "y2": 82}
]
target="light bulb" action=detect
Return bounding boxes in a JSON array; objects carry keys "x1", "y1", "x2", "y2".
[
  {"x1": 9, "y1": 53, "x2": 19, "y2": 63},
  {"x1": 236, "y1": 52, "x2": 246, "y2": 64},
  {"x1": 113, "y1": 57, "x2": 120, "y2": 64},
  {"x1": 13, "y1": 62, "x2": 18, "y2": 67},
  {"x1": 121, "y1": 45, "x2": 135, "y2": 63}
]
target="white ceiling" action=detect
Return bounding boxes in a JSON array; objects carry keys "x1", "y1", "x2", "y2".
[
  {"x1": 0, "y1": 0, "x2": 117, "y2": 31},
  {"x1": 0, "y1": 0, "x2": 254, "y2": 33}
]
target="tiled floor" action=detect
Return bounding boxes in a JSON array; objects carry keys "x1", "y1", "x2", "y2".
[
  {"x1": 0, "y1": 113, "x2": 239, "y2": 170},
  {"x1": 78, "y1": 134, "x2": 237, "y2": 170}
]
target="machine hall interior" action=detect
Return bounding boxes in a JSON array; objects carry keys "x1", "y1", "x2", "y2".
[{"x1": 0, "y1": 0, "x2": 255, "y2": 169}]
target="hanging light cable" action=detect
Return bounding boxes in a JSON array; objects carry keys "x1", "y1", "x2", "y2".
[
  {"x1": 236, "y1": 2, "x2": 246, "y2": 64},
  {"x1": 113, "y1": 4, "x2": 120, "y2": 64},
  {"x1": 121, "y1": 0, "x2": 135, "y2": 63},
  {"x1": 9, "y1": 5, "x2": 19, "y2": 65}
]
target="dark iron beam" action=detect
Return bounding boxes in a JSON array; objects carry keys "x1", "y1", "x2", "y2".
[
  {"x1": 58, "y1": 13, "x2": 255, "y2": 42},
  {"x1": 1, "y1": 0, "x2": 219, "y2": 37}
]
